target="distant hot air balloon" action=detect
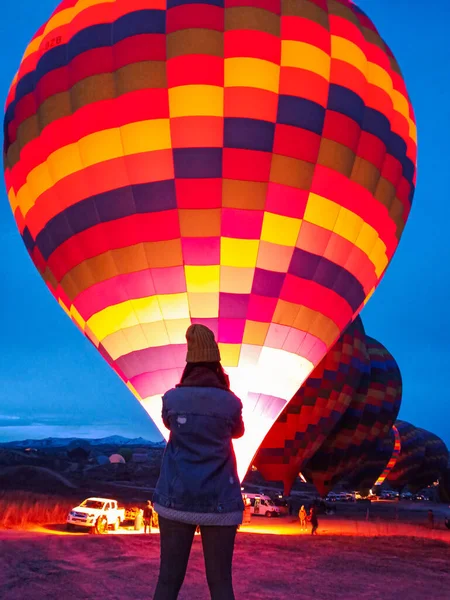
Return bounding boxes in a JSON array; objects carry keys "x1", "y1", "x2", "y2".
[
  {"x1": 344, "y1": 425, "x2": 400, "y2": 494},
  {"x1": 109, "y1": 453, "x2": 126, "y2": 465},
  {"x1": 303, "y1": 337, "x2": 402, "y2": 496},
  {"x1": 386, "y1": 421, "x2": 427, "y2": 490},
  {"x1": 255, "y1": 316, "x2": 369, "y2": 493},
  {"x1": 3, "y1": 0, "x2": 417, "y2": 480},
  {"x1": 407, "y1": 429, "x2": 448, "y2": 493}
]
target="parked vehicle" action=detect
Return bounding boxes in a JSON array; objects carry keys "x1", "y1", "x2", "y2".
[
  {"x1": 326, "y1": 492, "x2": 354, "y2": 502},
  {"x1": 67, "y1": 497, "x2": 125, "y2": 532},
  {"x1": 272, "y1": 496, "x2": 289, "y2": 515},
  {"x1": 382, "y1": 491, "x2": 399, "y2": 500},
  {"x1": 412, "y1": 494, "x2": 429, "y2": 501},
  {"x1": 325, "y1": 492, "x2": 339, "y2": 502},
  {"x1": 244, "y1": 494, "x2": 281, "y2": 517}
]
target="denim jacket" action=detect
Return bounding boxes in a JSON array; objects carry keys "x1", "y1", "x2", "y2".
[{"x1": 153, "y1": 367, "x2": 245, "y2": 514}]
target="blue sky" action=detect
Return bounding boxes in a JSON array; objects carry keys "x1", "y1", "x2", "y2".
[{"x1": 0, "y1": 1, "x2": 449, "y2": 447}]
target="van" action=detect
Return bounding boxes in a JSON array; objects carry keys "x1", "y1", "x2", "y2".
[{"x1": 243, "y1": 494, "x2": 281, "y2": 517}]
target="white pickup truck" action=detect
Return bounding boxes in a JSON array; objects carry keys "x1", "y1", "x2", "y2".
[{"x1": 66, "y1": 497, "x2": 125, "y2": 532}]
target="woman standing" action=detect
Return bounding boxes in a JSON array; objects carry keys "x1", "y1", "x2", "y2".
[{"x1": 153, "y1": 324, "x2": 245, "y2": 600}]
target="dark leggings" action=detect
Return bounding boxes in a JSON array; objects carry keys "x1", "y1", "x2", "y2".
[{"x1": 153, "y1": 516, "x2": 237, "y2": 600}]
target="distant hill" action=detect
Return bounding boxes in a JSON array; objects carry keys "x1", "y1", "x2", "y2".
[
  {"x1": 0, "y1": 436, "x2": 166, "y2": 449},
  {"x1": 0, "y1": 465, "x2": 77, "y2": 492}
]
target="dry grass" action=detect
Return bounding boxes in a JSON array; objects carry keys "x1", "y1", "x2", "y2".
[{"x1": 0, "y1": 491, "x2": 75, "y2": 529}]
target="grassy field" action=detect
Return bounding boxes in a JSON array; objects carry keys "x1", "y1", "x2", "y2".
[{"x1": 0, "y1": 491, "x2": 75, "y2": 529}]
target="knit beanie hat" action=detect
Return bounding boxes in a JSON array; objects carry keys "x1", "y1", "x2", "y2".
[{"x1": 185, "y1": 324, "x2": 221, "y2": 363}]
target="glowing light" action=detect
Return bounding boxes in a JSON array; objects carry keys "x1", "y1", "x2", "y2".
[{"x1": 142, "y1": 352, "x2": 314, "y2": 481}]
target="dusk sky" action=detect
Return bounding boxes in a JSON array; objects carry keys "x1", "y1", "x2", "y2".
[{"x1": 1, "y1": 1, "x2": 449, "y2": 447}]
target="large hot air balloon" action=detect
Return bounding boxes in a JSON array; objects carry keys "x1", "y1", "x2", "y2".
[
  {"x1": 3, "y1": 0, "x2": 417, "y2": 480},
  {"x1": 303, "y1": 337, "x2": 402, "y2": 496},
  {"x1": 255, "y1": 316, "x2": 369, "y2": 492},
  {"x1": 386, "y1": 421, "x2": 426, "y2": 490},
  {"x1": 407, "y1": 429, "x2": 448, "y2": 493}
]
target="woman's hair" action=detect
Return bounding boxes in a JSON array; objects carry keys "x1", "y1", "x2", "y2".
[{"x1": 180, "y1": 361, "x2": 230, "y2": 389}]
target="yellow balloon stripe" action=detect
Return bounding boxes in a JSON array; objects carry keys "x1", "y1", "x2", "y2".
[
  {"x1": 87, "y1": 293, "x2": 190, "y2": 342},
  {"x1": 304, "y1": 193, "x2": 388, "y2": 275},
  {"x1": 169, "y1": 85, "x2": 224, "y2": 117},
  {"x1": 103, "y1": 318, "x2": 191, "y2": 361},
  {"x1": 220, "y1": 238, "x2": 260, "y2": 268},
  {"x1": 224, "y1": 57, "x2": 280, "y2": 93},
  {"x1": 281, "y1": 41, "x2": 331, "y2": 80},
  {"x1": 14, "y1": 119, "x2": 173, "y2": 217},
  {"x1": 184, "y1": 265, "x2": 221, "y2": 293},
  {"x1": 261, "y1": 213, "x2": 302, "y2": 247},
  {"x1": 367, "y1": 61, "x2": 393, "y2": 97},
  {"x1": 331, "y1": 36, "x2": 367, "y2": 75}
]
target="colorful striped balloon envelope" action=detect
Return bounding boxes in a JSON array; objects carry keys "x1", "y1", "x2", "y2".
[
  {"x1": 255, "y1": 316, "x2": 369, "y2": 493},
  {"x1": 3, "y1": 0, "x2": 417, "y2": 480},
  {"x1": 303, "y1": 336, "x2": 401, "y2": 496}
]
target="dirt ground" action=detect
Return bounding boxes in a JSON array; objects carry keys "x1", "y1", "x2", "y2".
[{"x1": 1, "y1": 516, "x2": 449, "y2": 600}]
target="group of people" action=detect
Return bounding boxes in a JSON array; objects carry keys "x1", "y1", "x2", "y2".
[{"x1": 298, "y1": 505, "x2": 319, "y2": 535}]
